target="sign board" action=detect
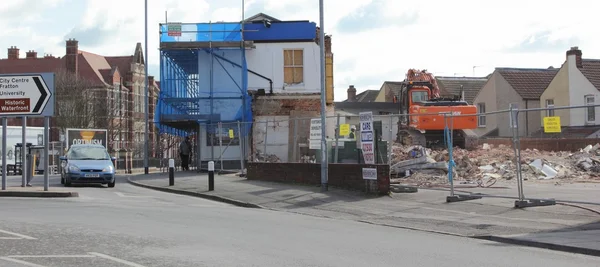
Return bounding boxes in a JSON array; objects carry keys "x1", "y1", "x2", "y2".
[
  {"x1": 309, "y1": 118, "x2": 322, "y2": 149},
  {"x1": 543, "y1": 116, "x2": 561, "y2": 133},
  {"x1": 0, "y1": 73, "x2": 54, "y2": 117},
  {"x1": 362, "y1": 167, "x2": 377, "y2": 180},
  {"x1": 339, "y1": 124, "x2": 350, "y2": 136},
  {"x1": 359, "y1": 111, "x2": 375, "y2": 164},
  {"x1": 65, "y1": 128, "x2": 108, "y2": 150},
  {"x1": 167, "y1": 23, "x2": 182, "y2": 36},
  {"x1": 229, "y1": 129, "x2": 234, "y2": 139}
]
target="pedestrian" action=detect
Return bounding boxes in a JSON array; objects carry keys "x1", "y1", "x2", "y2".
[
  {"x1": 349, "y1": 128, "x2": 356, "y2": 139},
  {"x1": 179, "y1": 136, "x2": 191, "y2": 171}
]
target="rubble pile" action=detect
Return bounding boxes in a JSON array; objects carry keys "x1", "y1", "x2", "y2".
[
  {"x1": 254, "y1": 153, "x2": 282, "y2": 163},
  {"x1": 390, "y1": 142, "x2": 600, "y2": 182}
]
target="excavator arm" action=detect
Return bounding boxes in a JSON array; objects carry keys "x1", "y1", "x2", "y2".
[{"x1": 405, "y1": 69, "x2": 441, "y2": 98}]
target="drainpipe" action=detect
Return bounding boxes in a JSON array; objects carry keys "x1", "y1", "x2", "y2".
[{"x1": 203, "y1": 49, "x2": 274, "y2": 94}]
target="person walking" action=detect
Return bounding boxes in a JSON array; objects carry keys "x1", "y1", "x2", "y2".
[{"x1": 179, "y1": 136, "x2": 191, "y2": 171}]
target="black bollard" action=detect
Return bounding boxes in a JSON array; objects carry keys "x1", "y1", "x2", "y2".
[
  {"x1": 169, "y1": 158, "x2": 175, "y2": 186},
  {"x1": 208, "y1": 161, "x2": 214, "y2": 191}
]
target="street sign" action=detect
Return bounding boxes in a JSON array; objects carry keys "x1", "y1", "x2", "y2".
[
  {"x1": 0, "y1": 73, "x2": 54, "y2": 117},
  {"x1": 359, "y1": 111, "x2": 375, "y2": 164},
  {"x1": 167, "y1": 23, "x2": 182, "y2": 36}
]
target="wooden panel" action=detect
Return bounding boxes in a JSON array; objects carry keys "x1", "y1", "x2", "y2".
[
  {"x1": 293, "y1": 50, "x2": 303, "y2": 65},
  {"x1": 284, "y1": 67, "x2": 294, "y2": 84},
  {"x1": 284, "y1": 50, "x2": 293, "y2": 65},
  {"x1": 292, "y1": 67, "x2": 303, "y2": 83}
]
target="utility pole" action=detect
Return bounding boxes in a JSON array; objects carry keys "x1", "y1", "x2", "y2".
[
  {"x1": 143, "y1": 0, "x2": 150, "y2": 174},
  {"x1": 318, "y1": 0, "x2": 328, "y2": 191}
]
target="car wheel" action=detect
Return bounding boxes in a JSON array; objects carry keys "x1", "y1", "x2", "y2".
[
  {"x1": 64, "y1": 177, "x2": 71, "y2": 187},
  {"x1": 60, "y1": 176, "x2": 65, "y2": 185},
  {"x1": 108, "y1": 180, "x2": 115, "y2": 188}
]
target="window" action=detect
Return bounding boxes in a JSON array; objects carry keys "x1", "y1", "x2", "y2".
[
  {"x1": 283, "y1": 49, "x2": 303, "y2": 85},
  {"x1": 477, "y1": 103, "x2": 486, "y2": 127},
  {"x1": 67, "y1": 146, "x2": 110, "y2": 160},
  {"x1": 586, "y1": 95, "x2": 595, "y2": 123},
  {"x1": 411, "y1": 91, "x2": 428, "y2": 103},
  {"x1": 545, "y1": 99, "x2": 555, "y2": 117}
]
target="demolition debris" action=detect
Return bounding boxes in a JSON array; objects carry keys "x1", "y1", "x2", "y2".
[{"x1": 391, "y1": 142, "x2": 600, "y2": 184}]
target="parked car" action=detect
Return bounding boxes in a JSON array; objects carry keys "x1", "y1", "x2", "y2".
[{"x1": 59, "y1": 144, "x2": 116, "y2": 187}]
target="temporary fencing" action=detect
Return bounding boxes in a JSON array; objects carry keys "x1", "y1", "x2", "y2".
[{"x1": 440, "y1": 102, "x2": 600, "y2": 208}]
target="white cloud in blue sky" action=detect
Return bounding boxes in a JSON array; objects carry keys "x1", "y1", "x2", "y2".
[{"x1": 0, "y1": 0, "x2": 598, "y2": 101}]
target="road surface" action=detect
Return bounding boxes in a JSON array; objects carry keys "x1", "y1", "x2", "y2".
[{"x1": 0, "y1": 175, "x2": 598, "y2": 266}]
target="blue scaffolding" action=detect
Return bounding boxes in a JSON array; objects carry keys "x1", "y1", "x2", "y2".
[{"x1": 156, "y1": 22, "x2": 252, "y2": 137}]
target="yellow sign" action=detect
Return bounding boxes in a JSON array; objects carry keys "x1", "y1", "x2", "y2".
[
  {"x1": 543, "y1": 116, "x2": 561, "y2": 133},
  {"x1": 339, "y1": 124, "x2": 350, "y2": 136},
  {"x1": 228, "y1": 129, "x2": 234, "y2": 138}
]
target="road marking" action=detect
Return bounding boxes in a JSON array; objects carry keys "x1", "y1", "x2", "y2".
[
  {"x1": 114, "y1": 192, "x2": 153, "y2": 198},
  {"x1": 88, "y1": 252, "x2": 147, "y2": 267},
  {"x1": 0, "y1": 253, "x2": 147, "y2": 267},
  {"x1": 0, "y1": 257, "x2": 47, "y2": 267},
  {"x1": 7, "y1": 255, "x2": 95, "y2": 258},
  {"x1": 0, "y1": 229, "x2": 36, "y2": 240}
]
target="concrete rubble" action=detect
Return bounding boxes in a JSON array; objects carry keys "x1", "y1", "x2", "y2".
[{"x1": 390, "y1": 142, "x2": 600, "y2": 183}]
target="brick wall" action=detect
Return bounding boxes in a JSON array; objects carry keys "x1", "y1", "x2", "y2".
[
  {"x1": 253, "y1": 96, "x2": 321, "y2": 116},
  {"x1": 479, "y1": 138, "x2": 600, "y2": 152},
  {"x1": 246, "y1": 162, "x2": 390, "y2": 195}
]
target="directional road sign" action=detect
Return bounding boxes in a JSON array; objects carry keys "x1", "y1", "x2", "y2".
[{"x1": 0, "y1": 73, "x2": 55, "y2": 117}]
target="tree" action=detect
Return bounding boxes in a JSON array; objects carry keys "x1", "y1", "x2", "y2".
[
  {"x1": 53, "y1": 69, "x2": 99, "y2": 131},
  {"x1": 54, "y1": 69, "x2": 126, "y2": 154}
]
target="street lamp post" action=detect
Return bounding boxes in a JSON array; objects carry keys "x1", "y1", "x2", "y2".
[
  {"x1": 318, "y1": 0, "x2": 328, "y2": 191},
  {"x1": 144, "y1": 0, "x2": 150, "y2": 174}
]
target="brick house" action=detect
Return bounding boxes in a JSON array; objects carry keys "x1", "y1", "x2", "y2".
[{"x1": 0, "y1": 39, "x2": 160, "y2": 156}]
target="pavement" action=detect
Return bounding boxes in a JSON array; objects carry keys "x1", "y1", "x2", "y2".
[
  {"x1": 1, "y1": 175, "x2": 599, "y2": 266},
  {"x1": 128, "y1": 171, "x2": 600, "y2": 257}
]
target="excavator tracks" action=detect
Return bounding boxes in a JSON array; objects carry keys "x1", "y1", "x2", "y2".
[{"x1": 397, "y1": 128, "x2": 467, "y2": 149}]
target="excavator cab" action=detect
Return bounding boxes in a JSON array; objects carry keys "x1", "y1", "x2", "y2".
[{"x1": 396, "y1": 69, "x2": 478, "y2": 148}]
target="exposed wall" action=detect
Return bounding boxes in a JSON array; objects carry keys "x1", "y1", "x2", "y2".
[
  {"x1": 245, "y1": 42, "x2": 322, "y2": 94},
  {"x1": 540, "y1": 63, "x2": 571, "y2": 126},
  {"x1": 472, "y1": 72, "x2": 499, "y2": 136},
  {"x1": 246, "y1": 162, "x2": 390, "y2": 194},
  {"x1": 253, "y1": 115, "x2": 289, "y2": 162}
]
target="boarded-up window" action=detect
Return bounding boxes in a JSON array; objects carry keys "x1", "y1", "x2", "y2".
[{"x1": 284, "y1": 49, "x2": 303, "y2": 84}]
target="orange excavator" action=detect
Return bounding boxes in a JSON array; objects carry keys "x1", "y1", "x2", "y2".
[{"x1": 396, "y1": 69, "x2": 478, "y2": 148}]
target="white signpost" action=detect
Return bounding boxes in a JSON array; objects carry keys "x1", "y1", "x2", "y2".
[
  {"x1": 359, "y1": 111, "x2": 375, "y2": 165},
  {"x1": 0, "y1": 73, "x2": 54, "y2": 192},
  {"x1": 309, "y1": 118, "x2": 321, "y2": 149}
]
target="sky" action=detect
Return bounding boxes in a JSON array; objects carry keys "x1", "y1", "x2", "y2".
[{"x1": 0, "y1": 0, "x2": 598, "y2": 101}]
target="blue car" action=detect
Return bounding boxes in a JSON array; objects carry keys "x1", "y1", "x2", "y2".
[{"x1": 60, "y1": 144, "x2": 116, "y2": 187}]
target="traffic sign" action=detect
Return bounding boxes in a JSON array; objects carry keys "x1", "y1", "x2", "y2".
[{"x1": 0, "y1": 73, "x2": 54, "y2": 117}]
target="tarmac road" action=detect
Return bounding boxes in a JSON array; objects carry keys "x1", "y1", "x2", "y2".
[{"x1": 0, "y1": 175, "x2": 598, "y2": 267}]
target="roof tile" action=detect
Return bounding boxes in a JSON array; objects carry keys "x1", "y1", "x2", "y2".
[
  {"x1": 344, "y1": 89, "x2": 379, "y2": 102},
  {"x1": 436, "y1": 76, "x2": 488, "y2": 104},
  {"x1": 497, "y1": 68, "x2": 559, "y2": 99},
  {"x1": 580, "y1": 59, "x2": 600, "y2": 89}
]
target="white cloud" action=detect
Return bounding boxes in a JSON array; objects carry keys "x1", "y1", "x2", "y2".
[{"x1": 0, "y1": 0, "x2": 598, "y2": 102}]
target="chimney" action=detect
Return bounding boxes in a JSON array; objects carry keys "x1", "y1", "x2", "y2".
[
  {"x1": 148, "y1": 76, "x2": 155, "y2": 87},
  {"x1": 7, "y1": 46, "x2": 19, "y2": 60},
  {"x1": 65, "y1": 38, "x2": 79, "y2": 74},
  {"x1": 566, "y1": 46, "x2": 583, "y2": 68},
  {"x1": 26, "y1": 50, "x2": 37, "y2": 59},
  {"x1": 325, "y1": 35, "x2": 332, "y2": 54},
  {"x1": 315, "y1": 27, "x2": 321, "y2": 45},
  {"x1": 347, "y1": 85, "x2": 357, "y2": 102}
]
